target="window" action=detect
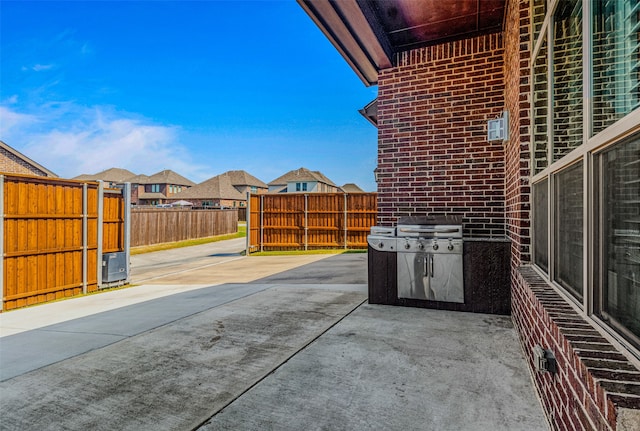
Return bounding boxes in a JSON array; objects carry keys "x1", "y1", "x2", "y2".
[
  {"x1": 554, "y1": 162, "x2": 584, "y2": 300},
  {"x1": 533, "y1": 37, "x2": 549, "y2": 174},
  {"x1": 151, "y1": 184, "x2": 160, "y2": 193},
  {"x1": 295, "y1": 182, "x2": 307, "y2": 192},
  {"x1": 595, "y1": 133, "x2": 640, "y2": 348},
  {"x1": 552, "y1": 0, "x2": 583, "y2": 162},
  {"x1": 592, "y1": 0, "x2": 640, "y2": 134},
  {"x1": 251, "y1": 186, "x2": 257, "y2": 193},
  {"x1": 533, "y1": 179, "x2": 549, "y2": 272},
  {"x1": 531, "y1": 0, "x2": 640, "y2": 353}
]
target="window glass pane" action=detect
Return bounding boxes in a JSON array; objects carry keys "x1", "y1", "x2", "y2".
[
  {"x1": 534, "y1": 179, "x2": 549, "y2": 271},
  {"x1": 597, "y1": 134, "x2": 640, "y2": 346},
  {"x1": 554, "y1": 161, "x2": 584, "y2": 300},
  {"x1": 592, "y1": 0, "x2": 640, "y2": 134},
  {"x1": 553, "y1": 0, "x2": 583, "y2": 161},
  {"x1": 534, "y1": 37, "x2": 549, "y2": 174}
]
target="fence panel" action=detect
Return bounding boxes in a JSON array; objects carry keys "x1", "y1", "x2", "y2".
[
  {"x1": 248, "y1": 193, "x2": 377, "y2": 252},
  {"x1": 103, "y1": 190, "x2": 125, "y2": 253},
  {"x1": 1, "y1": 175, "x2": 125, "y2": 310},
  {"x1": 130, "y1": 208, "x2": 237, "y2": 247}
]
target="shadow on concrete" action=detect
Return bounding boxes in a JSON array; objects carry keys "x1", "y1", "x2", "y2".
[{"x1": 250, "y1": 253, "x2": 368, "y2": 285}]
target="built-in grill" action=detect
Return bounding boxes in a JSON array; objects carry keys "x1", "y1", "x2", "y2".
[{"x1": 368, "y1": 216, "x2": 464, "y2": 304}]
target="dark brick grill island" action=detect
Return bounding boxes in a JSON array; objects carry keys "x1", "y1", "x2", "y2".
[{"x1": 368, "y1": 217, "x2": 511, "y2": 315}]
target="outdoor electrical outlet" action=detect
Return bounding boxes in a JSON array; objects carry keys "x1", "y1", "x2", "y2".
[{"x1": 533, "y1": 345, "x2": 557, "y2": 374}]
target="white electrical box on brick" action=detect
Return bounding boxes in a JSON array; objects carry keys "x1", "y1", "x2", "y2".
[{"x1": 487, "y1": 111, "x2": 509, "y2": 142}]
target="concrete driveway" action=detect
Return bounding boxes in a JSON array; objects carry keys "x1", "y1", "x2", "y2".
[{"x1": 0, "y1": 239, "x2": 547, "y2": 430}]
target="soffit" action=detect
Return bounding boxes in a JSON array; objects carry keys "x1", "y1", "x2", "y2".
[{"x1": 298, "y1": 0, "x2": 505, "y2": 86}]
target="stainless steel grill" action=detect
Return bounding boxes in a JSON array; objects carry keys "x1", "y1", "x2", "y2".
[{"x1": 368, "y1": 216, "x2": 464, "y2": 303}]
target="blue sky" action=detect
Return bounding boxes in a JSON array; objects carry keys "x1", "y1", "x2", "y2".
[{"x1": 0, "y1": 1, "x2": 378, "y2": 191}]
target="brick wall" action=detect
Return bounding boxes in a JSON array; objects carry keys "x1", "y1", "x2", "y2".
[
  {"x1": 376, "y1": 33, "x2": 506, "y2": 238},
  {"x1": 513, "y1": 267, "x2": 640, "y2": 431},
  {"x1": 503, "y1": 1, "x2": 640, "y2": 429},
  {"x1": 504, "y1": 0, "x2": 532, "y2": 265},
  {"x1": 0, "y1": 147, "x2": 49, "y2": 177}
]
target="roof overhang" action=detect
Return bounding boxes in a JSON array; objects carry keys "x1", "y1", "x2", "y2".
[
  {"x1": 298, "y1": 0, "x2": 506, "y2": 86},
  {"x1": 358, "y1": 98, "x2": 378, "y2": 126},
  {"x1": 297, "y1": 0, "x2": 392, "y2": 86}
]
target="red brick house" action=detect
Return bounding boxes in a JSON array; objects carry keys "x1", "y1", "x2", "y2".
[
  {"x1": 169, "y1": 170, "x2": 267, "y2": 208},
  {"x1": 299, "y1": 0, "x2": 640, "y2": 429},
  {"x1": 268, "y1": 167, "x2": 340, "y2": 193},
  {"x1": 74, "y1": 168, "x2": 195, "y2": 205},
  {"x1": 127, "y1": 169, "x2": 195, "y2": 206},
  {"x1": 0, "y1": 140, "x2": 57, "y2": 177}
]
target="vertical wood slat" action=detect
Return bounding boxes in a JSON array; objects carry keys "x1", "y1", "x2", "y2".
[
  {"x1": 2, "y1": 174, "x2": 124, "y2": 310},
  {"x1": 248, "y1": 193, "x2": 377, "y2": 252}
]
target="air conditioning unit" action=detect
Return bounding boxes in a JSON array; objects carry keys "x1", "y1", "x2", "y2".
[
  {"x1": 487, "y1": 111, "x2": 509, "y2": 142},
  {"x1": 102, "y1": 252, "x2": 127, "y2": 283}
]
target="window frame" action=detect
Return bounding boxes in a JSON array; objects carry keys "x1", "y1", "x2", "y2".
[{"x1": 529, "y1": 0, "x2": 640, "y2": 358}]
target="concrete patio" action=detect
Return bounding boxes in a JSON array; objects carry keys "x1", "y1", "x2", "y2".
[{"x1": 0, "y1": 240, "x2": 548, "y2": 430}]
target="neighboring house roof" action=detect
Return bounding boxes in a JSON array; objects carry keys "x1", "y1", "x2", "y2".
[
  {"x1": 340, "y1": 183, "x2": 364, "y2": 193},
  {"x1": 171, "y1": 172, "x2": 245, "y2": 200},
  {"x1": 270, "y1": 185, "x2": 288, "y2": 194},
  {"x1": 138, "y1": 192, "x2": 167, "y2": 199},
  {"x1": 0, "y1": 140, "x2": 58, "y2": 177},
  {"x1": 223, "y1": 170, "x2": 268, "y2": 188},
  {"x1": 73, "y1": 167, "x2": 136, "y2": 183},
  {"x1": 268, "y1": 167, "x2": 337, "y2": 187},
  {"x1": 73, "y1": 168, "x2": 195, "y2": 186},
  {"x1": 126, "y1": 174, "x2": 150, "y2": 184},
  {"x1": 141, "y1": 169, "x2": 195, "y2": 186}
]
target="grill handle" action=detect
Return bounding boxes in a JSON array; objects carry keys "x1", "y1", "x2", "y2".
[
  {"x1": 398, "y1": 227, "x2": 460, "y2": 234},
  {"x1": 429, "y1": 255, "x2": 434, "y2": 278}
]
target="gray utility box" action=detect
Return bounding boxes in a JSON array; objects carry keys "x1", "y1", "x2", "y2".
[{"x1": 102, "y1": 252, "x2": 127, "y2": 283}]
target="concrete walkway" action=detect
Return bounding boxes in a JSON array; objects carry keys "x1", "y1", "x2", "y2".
[{"x1": 0, "y1": 239, "x2": 548, "y2": 430}]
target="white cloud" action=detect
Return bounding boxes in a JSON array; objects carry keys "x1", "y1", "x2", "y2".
[
  {"x1": 0, "y1": 104, "x2": 209, "y2": 182},
  {"x1": 0, "y1": 105, "x2": 37, "y2": 134},
  {"x1": 32, "y1": 64, "x2": 55, "y2": 72}
]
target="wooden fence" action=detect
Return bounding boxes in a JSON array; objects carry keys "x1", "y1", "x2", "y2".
[
  {"x1": 1, "y1": 174, "x2": 125, "y2": 311},
  {"x1": 248, "y1": 193, "x2": 377, "y2": 252},
  {"x1": 130, "y1": 208, "x2": 238, "y2": 247}
]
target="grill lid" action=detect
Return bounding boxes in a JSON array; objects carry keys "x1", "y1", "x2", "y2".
[
  {"x1": 397, "y1": 215, "x2": 462, "y2": 226},
  {"x1": 396, "y1": 215, "x2": 463, "y2": 239}
]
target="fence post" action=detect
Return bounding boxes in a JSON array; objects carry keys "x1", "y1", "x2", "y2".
[
  {"x1": 0, "y1": 175, "x2": 4, "y2": 309},
  {"x1": 304, "y1": 194, "x2": 308, "y2": 251},
  {"x1": 97, "y1": 181, "x2": 104, "y2": 289},
  {"x1": 344, "y1": 193, "x2": 348, "y2": 249},
  {"x1": 245, "y1": 192, "x2": 250, "y2": 254},
  {"x1": 260, "y1": 194, "x2": 264, "y2": 253},
  {"x1": 124, "y1": 182, "x2": 131, "y2": 283},
  {"x1": 82, "y1": 183, "x2": 88, "y2": 294}
]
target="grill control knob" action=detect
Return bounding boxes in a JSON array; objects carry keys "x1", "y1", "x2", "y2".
[
  {"x1": 448, "y1": 243, "x2": 454, "y2": 251},
  {"x1": 378, "y1": 242, "x2": 384, "y2": 249},
  {"x1": 418, "y1": 243, "x2": 425, "y2": 251},
  {"x1": 432, "y1": 243, "x2": 439, "y2": 250},
  {"x1": 404, "y1": 242, "x2": 411, "y2": 250}
]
